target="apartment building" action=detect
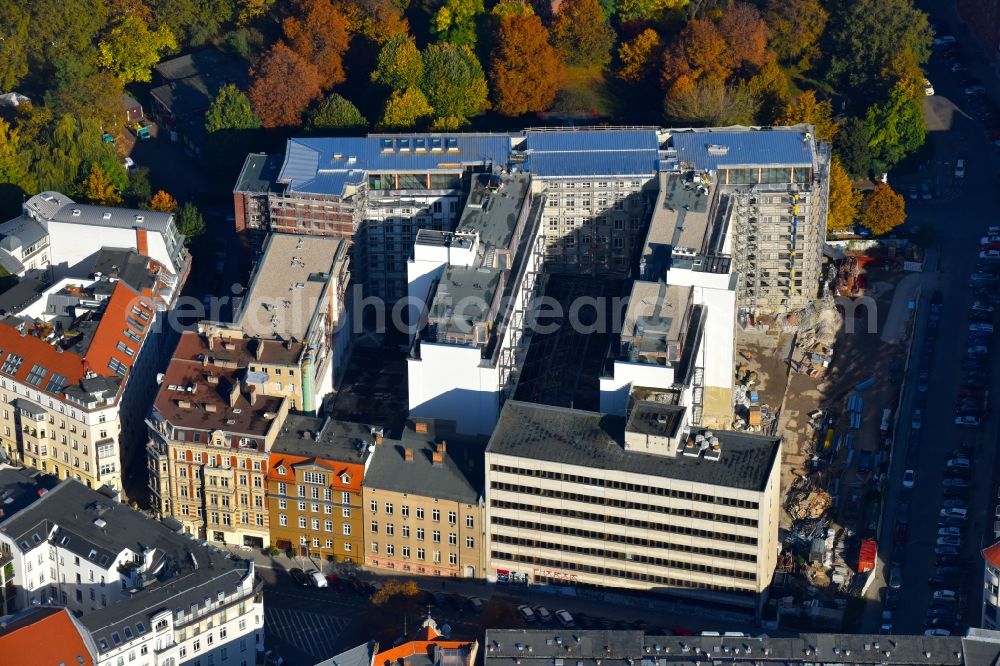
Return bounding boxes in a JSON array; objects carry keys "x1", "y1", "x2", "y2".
[
  {"x1": 520, "y1": 128, "x2": 659, "y2": 274},
  {"x1": 223, "y1": 232, "x2": 352, "y2": 405},
  {"x1": 983, "y1": 541, "x2": 1000, "y2": 629},
  {"x1": 362, "y1": 419, "x2": 485, "y2": 578},
  {"x1": 0, "y1": 191, "x2": 188, "y2": 283},
  {"x1": 266, "y1": 414, "x2": 378, "y2": 561},
  {"x1": 0, "y1": 606, "x2": 97, "y2": 665},
  {"x1": 484, "y1": 629, "x2": 1000, "y2": 666},
  {"x1": 374, "y1": 617, "x2": 477, "y2": 666},
  {"x1": 407, "y1": 172, "x2": 545, "y2": 435},
  {"x1": 0, "y1": 466, "x2": 59, "y2": 614},
  {"x1": 485, "y1": 400, "x2": 781, "y2": 614},
  {"x1": 670, "y1": 127, "x2": 828, "y2": 315},
  {"x1": 234, "y1": 135, "x2": 512, "y2": 301},
  {"x1": 0, "y1": 479, "x2": 264, "y2": 666},
  {"x1": 0, "y1": 276, "x2": 159, "y2": 492},
  {"x1": 146, "y1": 328, "x2": 291, "y2": 546}
]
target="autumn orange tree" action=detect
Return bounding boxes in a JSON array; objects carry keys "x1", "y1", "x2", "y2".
[
  {"x1": 826, "y1": 157, "x2": 860, "y2": 234},
  {"x1": 661, "y1": 19, "x2": 730, "y2": 87},
  {"x1": 148, "y1": 190, "x2": 178, "y2": 212},
  {"x1": 490, "y1": 15, "x2": 565, "y2": 116},
  {"x1": 779, "y1": 91, "x2": 837, "y2": 142},
  {"x1": 551, "y1": 0, "x2": 616, "y2": 68},
  {"x1": 248, "y1": 42, "x2": 323, "y2": 128},
  {"x1": 717, "y1": 3, "x2": 770, "y2": 76},
  {"x1": 81, "y1": 163, "x2": 122, "y2": 206},
  {"x1": 859, "y1": 183, "x2": 906, "y2": 236},
  {"x1": 765, "y1": 0, "x2": 828, "y2": 67},
  {"x1": 617, "y1": 28, "x2": 661, "y2": 84},
  {"x1": 282, "y1": 0, "x2": 351, "y2": 89}
]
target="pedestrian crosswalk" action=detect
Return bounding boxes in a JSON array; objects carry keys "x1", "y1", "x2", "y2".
[{"x1": 265, "y1": 605, "x2": 352, "y2": 661}]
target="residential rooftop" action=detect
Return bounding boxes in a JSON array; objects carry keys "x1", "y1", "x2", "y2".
[
  {"x1": 621, "y1": 281, "x2": 693, "y2": 364},
  {"x1": 519, "y1": 127, "x2": 662, "y2": 177},
  {"x1": 271, "y1": 413, "x2": 379, "y2": 465},
  {"x1": 234, "y1": 233, "x2": 348, "y2": 341},
  {"x1": 0, "y1": 278, "x2": 46, "y2": 315},
  {"x1": 0, "y1": 216, "x2": 48, "y2": 254},
  {"x1": 0, "y1": 606, "x2": 95, "y2": 666},
  {"x1": 669, "y1": 126, "x2": 815, "y2": 171},
  {"x1": 0, "y1": 479, "x2": 255, "y2": 659},
  {"x1": 626, "y1": 400, "x2": 687, "y2": 440},
  {"x1": 234, "y1": 153, "x2": 284, "y2": 194},
  {"x1": 364, "y1": 420, "x2": 483, "y2": 504},
  {"x1": 278, "y1": 134, "x2": 515, "y2": 197},
  {"x1": 487, "y1": 401, "x2": 780, "y2": 492},
  {"x1": 24, "y1": 192, "x2": 176, "y2": 235},
  {"x1": 484, "y1": 629, "x2": 1000, "y2": 666},
  {"x1": 150, "y1": 48, "x2": 249, "y2": 118},
  {"x1": 91, "y1": 248, "x2": 158, "y2": 294},
  {"x1": 151, "y1": 330, "x2": 287, "y2": 439}
]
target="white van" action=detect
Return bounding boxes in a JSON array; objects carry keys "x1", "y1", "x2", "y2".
[
  {"x1": 309, "y1": 571, "x2": 328, "y2": 588},
  {"x1": 933, "y1": 589, "x2": 957, "y2": 601}
]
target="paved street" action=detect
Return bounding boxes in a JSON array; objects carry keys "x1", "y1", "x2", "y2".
[{"x1": 872, "y1": 0, "x2": 1000, "y2": 635}]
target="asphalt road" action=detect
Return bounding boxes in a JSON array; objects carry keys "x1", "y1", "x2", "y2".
[{"x1": 874, "y1": 2, "x2": 1000, "y2": 635}]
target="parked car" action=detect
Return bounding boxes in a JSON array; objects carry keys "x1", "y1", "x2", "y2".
[
  {"x1": 936, "y1": 535, "x2": 963, "y2": 547},
  {"x1": 517, "y1": 605, "x2": 536, "y2": 623},
  {"x1": 309, "y1": 571, "x2": 328, "y2": 588},
  {"x1": 967, "y1": 346, "x2": 989, "y2": 355},
  {"x1": 897, "y1": 501, "x2": 910, "y2": 524},
  {"x1": 942, "y1": 478, "x2": 969, "y2": 489},
  {"x1": 938, "y1": 527, "x2": 962, "y2": 538},
  {"x1": 926, "y1": 629, "x2": 952, "y2": 637},
  {"x1": 556, "y1": 609, "x2": 576, "y2": 628},
  {"x1": 534, "y1": 606, "x2": 552, "y2": 624},
  {"x1": 889, "y1": 566, "x2": 903, "y2": 589},
  {"x1": 970, "y1": 323, "x2": 995, "y2": 332},
  {"x1": 943, "y1": 498, "x2": 969, "y2": 509},
  {"x1": 955, "y1": 415, "x2": 982, "y2": 427},
  {"x1": 948, "y1": 457, "x2": 971, "y2": 469},
  {"x1": 921, "y1": 182, "x2": 933, "y2": 199},
  {"x1": 934, "y1": 545, "x2": 960, "y2": 556},
  {"x1": 966, "y1": 85, "x2": 987, "y2": 97},
  {"x1": 911, "y1": 410, "x2": 922, "y2": 430},
  {"x1": 956, "y1": 159, "x2": 966, "y2": 178},
  {"x1": 933, "y1": 35, "x2": 957, "y2": 47},
  {"x1": 908, "y1": 184, "x2": 919, "y2": 200},
  {"x1": 468, "y1": 597, "x2": 484, "y2": 613},
  {"x1": 289, "y1": 568, "x2": 310, "y2": 586},
  {"x1": 894, "y1": 522, "x2": 909, "y2": 546},
  {"x1": 902, "y1": 469, "x2": 916, "y2": 488},
  {"x1": 941, "y1": 507, "x2": 969, "y2": 518}
]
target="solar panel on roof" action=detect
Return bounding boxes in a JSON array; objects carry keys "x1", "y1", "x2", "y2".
[
  {"x1": 45, "y1": 373, "x2": 69, "y2": 393},
  {"x1": 430, "y1": 138, "x2": 443, "y2": 150},
  {"x1": 414, "y1": 138, "x2": 427, "y2": 151},
  {"x1": 380, "y1": 138, "x2": 393, "y2": 151},
  {"x1": 446, "y1": 138, "x2": 459, "y2": 150},
  {"x1": 397, "y1": 138, "x2": 410, "y2": 151}
]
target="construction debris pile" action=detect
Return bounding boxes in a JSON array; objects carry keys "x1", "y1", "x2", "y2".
[
  {"x1": 732, "y1": 364, "x2": 777, "y2": 433},
  {"x1": 835, "y1": 256, "x2": 865, "y2": 297},
  {"x1": 785, "y1": 475, "x2": 833, "y2": 522},
  {"x1": 788, "y1": 299, "x2": 841, "y2": 377}
]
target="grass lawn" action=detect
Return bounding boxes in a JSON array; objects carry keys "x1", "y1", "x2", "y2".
[{"x1": 554, "y1": 65, "x2": 619, "y2": 119}]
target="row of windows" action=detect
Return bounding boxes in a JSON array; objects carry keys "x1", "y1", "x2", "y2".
[
  {"x1": 277, "y1": 515, "x2": 352, "y2": 534},
  {"x1": 490, "y1": 516, "x2": 757, "y2": 562},
  {"x1": 276, "y1": 483, "x2": 352, "y2": 503},
  {"x1": 370, "y1": 502, "x2": 471, "y2": 526},
  {"x1": 371, "y1": 542, "x2": 459, "y2": 564},
  {"x1": 490, "y1": 499, "x2": 758, "y2": 546},
  {"x1": 491, "y1": 551, "x2": 757, "y2": 594},
  {"x1": 489, "y1": 464, "x2": 760, "y2": 509},
  {"x1": 277, "y1": 499, "x2": 351, "y2": 516},
  {"x1": 490, "y1": 481, "x2": 759, "y2": 528},
  {"x1": 370, "y1": 522, "x2": 467, "y2": 545},
  {"x1": 490, "y1": 534, "x2": 757, "y2": 581}
]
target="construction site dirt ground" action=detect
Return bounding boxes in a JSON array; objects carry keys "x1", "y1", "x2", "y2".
[{"x1": 737, "y1": 259, "x2": 913, "y2": 536}]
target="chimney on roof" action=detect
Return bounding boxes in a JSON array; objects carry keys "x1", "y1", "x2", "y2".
[
  {"x1": 436, "y1": 441, "x2": 447, "y2": 454},
  {"x1": 254, "y1": 337, "x2": 264, "y2": 361},
  {"x1": 228, "y1": 382, "x2": 240, "y2": 407},
  {"x1": 403, "y1": 448, "x2": 413, "y2": 462},
  {"x1": 207, "y1": 334, "x2": 216, "y2": 350},
  {"x1": 248, "y1": 384, "x2": 257, "y2": 406}
]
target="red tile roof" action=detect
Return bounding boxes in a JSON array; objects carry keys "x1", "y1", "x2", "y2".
[
  {"x1": 983, "y1": 541, "x2": 1000, "y2": 569},
  {"x1": 0, "y1": 281, "x2": 154, "y2": 400},
  {"x1": 0, "y1": 607, "x2": 95, "y2": 666}
]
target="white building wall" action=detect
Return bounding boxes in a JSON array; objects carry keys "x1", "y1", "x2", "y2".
[
  {"x1": 46, "y1": 222, "x2": 178, "y2": 280},
  {"x1": 667, "y1": 273, "x2": 737, "y2": 393},
  {"x1": 407, "y1": 343, "x2": 499, "y2": 435},
  {"x1": 599, "y1": 363, "x2": 675, "y2": 415}
]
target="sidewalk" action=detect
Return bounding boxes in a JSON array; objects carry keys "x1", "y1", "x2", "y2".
[{"x1": 231, "y1": 545, "x2": 776, "y2": 634}]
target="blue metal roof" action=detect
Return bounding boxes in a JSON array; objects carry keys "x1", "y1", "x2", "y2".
[
  {"x1": 524, "y1": 128, "x2": 659, "y2": 152},
  {"x1": 522, "y1": 128, "x2": 661, "y2": 177},
  {"x1": 524, "y1": 152, "x2": 660, "y2": 177},
  {"x1": 278, "y1": 135, "x2": 515, "y2": 196},
  {"x1": 671, "y1": 129, "x2": 815, "y2": 170}
]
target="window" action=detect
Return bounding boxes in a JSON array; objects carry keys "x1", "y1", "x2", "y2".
[
  {"x1": 449, "y1": 533, "x2": 457, "y2": 545},
  {"x1": 1, "y1": 353, "x2": 24, "y2": 376},
  {"x1": 417, "y1": 548, "x2": 425, "y2": 561},
  {"x1": 432, "y1": 509, "x2": 440, "y2": 522},
  {"x1": 25, "y1": 364, "x2": 47, "y2": 387},
  {"x1": 416, "y1": 508, "x2": 425, "y2": 520},
  {"x1": 311, "y1": 518, "x2": 320, "y2": 530},
  {"x1": 324, "y1": 520, "x2": 333, "y2": 531},
  {"x1": 278, "y1": 483, "x2": 287, "y2": 496},
  {"x1": 116, "y1": 341, "x2": 134, "y2": 357},
  {"x1": 342, "y1": 491, "x2": 351, "y2": 504},
  {"x1": 402, "y1": 525, "x2": 410, "y2": 538},
  {"x1": 432, "y1": 530, "x2": 441, "y2": 543},
  {"x1": 298, "y1": 516, "x2": 306, "y2": 528},
  {"x1": 370, "y1": 500, "x2": 377, "y2": 512},
  {"x1": 402, "y1": 546, "x2": 410, "y2": 559},
  {"x1": 371, "y1": 542, "x2": 379, "y2": 553},
  {"x1": 416, "y1": 528, "x2": 425, "y2": 540},
  {"x1": 434, "y1": 551, "x2": 441, "y2": 563},
  {"x1": 449, "y1": 553, "x2": 457, "y2": 565},
  {"x1": 343, "y1": 523, "x2": 352, "y2": 536},
  {"x1": 385, "y1": 503, "x2": 393, "y2": 515},
  {"x1": 386, "y1": 524, "x2": 394, "y2": 536},
  {"x1": 401, "y1": 505, "x2": 409, "y2": 518},
  {"x1": 311, "y1": 503, "x2": 319, "y2": 513},
  {"x1": 108, "y1": 358, "x2": 128, "y2": 377},
  {"x1": 448, "y1": 511, "x2": 456, "y2": 525},
  {"x1": 466, "y1": 536, "x2": 474, "y2": 549},
  {"x1": 466, "y1": 515, "x2": 474, "y2": 528},
  {"x1": 370, "y1": 521, "x2": 378, "y2": 533}
]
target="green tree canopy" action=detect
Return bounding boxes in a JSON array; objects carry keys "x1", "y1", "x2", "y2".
[
  {"x1": 864, "y1": 81, "x2": 925, "y2": 171},
  {"x1": 615, "y1": 0, "x2": 686, "y2": 23},
  {"x1": 176, "y1": 202, "x2": 206, "y2": 244},
  {"x1": 827, "y1": 157, "x2": 860, "y2": 234},
  {"x1": 205, "y1": 84, "x2": 262, "y2": 132},
  {"x1": 551, "y1": 0, "x2": 616, "y2": 68},
  {"x1": 0, "y1": 1, "x2": 30, "y2": 90},
  {"x1": 432, "y1": 0, "x2": 484, "y2": 48},
  {"x1": 835, "y1": 116, "x2": 873, "y2": 177},
  {"x1": 779, "y1": 90, "x2": 837, "y2": 142},
  {"x1": 664, "y1": 78, "x2": 759, "y2": 126},
  {"x1": 153, "y1": 0, "x2": 233, "y2": 47},
  {"x1": 307, "y1": 93, "x2": 368, "y2": 130},
  {"x1": 371, "y1": 34, "x2": 424, "y2": 91},
  {"x1": 422, "y1": 43, "x2": 488, "y2": 124},
  {"x1": 98, "y1": 15, "x2": 178, "y2": 83},
  {"x1": 765, "y1": 0, "x2": 827, "y2": 66},
  {"x1": 826, "y1": 0, "x2": 932, "y2": 90},
  {"x1": 380, "y1": 87, "x2": 434, "y2": 130}
]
